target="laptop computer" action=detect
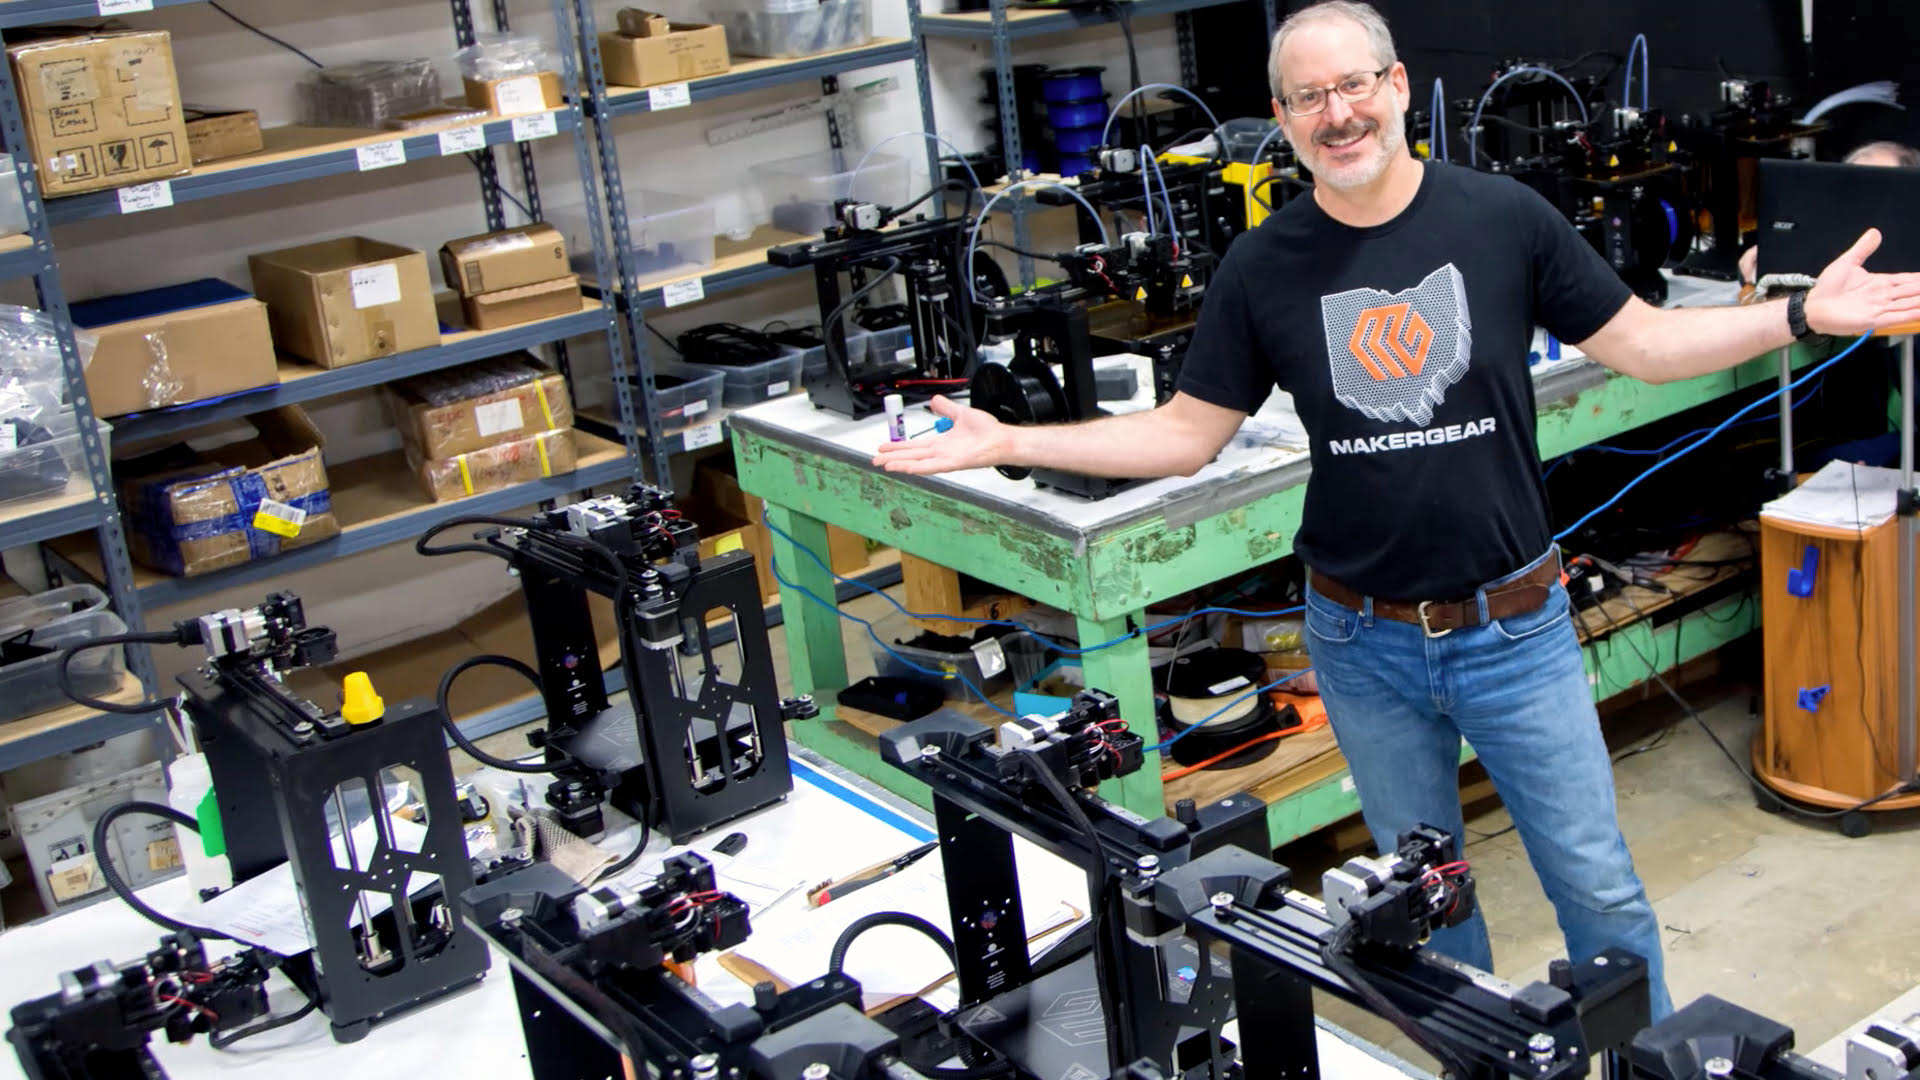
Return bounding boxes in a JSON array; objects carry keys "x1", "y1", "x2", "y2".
[{"x1": 1756, "y1": 158, "x2": 1920, "y2": 278}]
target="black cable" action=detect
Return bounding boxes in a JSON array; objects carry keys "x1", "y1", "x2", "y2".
[
  {"x1": 58, "y1": 630, "x2": 186, "y2": 714},
  {"x1": 823, "y1": 260, "x2": 902, "y2": 382},
  {"x1": 677, "y1": 323, "x2": 783, "y2": 367},
  {"x1": 1014, "y1": 752, "x2": 1111, "y2": 979},
  {"x1": 601, "y1": 816, "x2": 651, "y2": 878},
  {"x1": 466, "y1": 157, "x2": 536, "y2": 222},
  {"x1": 977, "y1": 240, "x2": 1069, "y2": 265},
  {"x1": 91, "y1": 802, "x2": 233, "y2": 941},
  {"x1": 415, "y1": 512, "x2": 543, "y2": 561},
  {"x1": 826, "y1": 911, "x2": 957, "y2": 976},
  {"x1": 207, "y1": 1, "x2": 323, "y2": 69},
  {"x1": 645, "y1": 321, "x2": 681, "y2": 354},
  {"x1": 1321, "y1": 921, "x2": 1476, "y2": 1080},
  {"x1": 1105, "y1": 0, "x2": 1144, "y2": 131},
  {"x1": 436, "y1": 655, "x2": 572, "y2": 774},
  {"x1": 209, "y1": 994, "x2": 321, "y2": 1050}
]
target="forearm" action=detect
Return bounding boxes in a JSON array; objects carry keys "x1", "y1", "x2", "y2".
[
  {"x1": 1601, "y1": 299, "x2": 1796, "y2": 384},
  {"x1": 1008, "y1": 406, "x2": 1221, "y2": 478}
]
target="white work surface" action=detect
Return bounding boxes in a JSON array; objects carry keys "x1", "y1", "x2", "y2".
[
  {"x1": 729, "y1": 273, "x2": 1742, "y2": 541},
  {"x1": 1808, "y1": 983, "x2": 1920, "y2": 1072},
  {"x1": 0, "y1": 753, "x2": 1419, "y2": 1080}
]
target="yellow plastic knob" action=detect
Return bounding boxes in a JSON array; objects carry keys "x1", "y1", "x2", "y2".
[{"x1": 341, "y1": 671, "x2": 385, "y2": 726}]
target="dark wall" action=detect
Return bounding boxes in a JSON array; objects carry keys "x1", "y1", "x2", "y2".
[{"x1": 1233, "y1": 1, "x2": 1918, "y2": 160}]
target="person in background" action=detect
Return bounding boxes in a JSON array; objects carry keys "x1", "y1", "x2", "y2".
[
  {"x1": 874, "y1": 0, "x2": 1920, "y2": 1021},
  {"x1": 1740, "y1": 140, "x2": 1920, "y2": 285}
]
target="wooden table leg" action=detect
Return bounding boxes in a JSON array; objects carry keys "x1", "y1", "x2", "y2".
[{"x1": 1076, "y1": 609, "x2": 1165, "y2": 819}]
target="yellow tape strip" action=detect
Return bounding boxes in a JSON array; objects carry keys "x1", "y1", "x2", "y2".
[
  {"x1": 457, "y1": 455, "x2": 474, "y2": 496},
  {"x1": 533, "y1": 378, "x2": 556, "y2": 430},
  {"x1": 536, "y1": 435, "x2": 552, "y2": 477}
]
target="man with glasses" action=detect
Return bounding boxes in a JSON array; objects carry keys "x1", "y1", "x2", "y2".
[{"x1": 874, "y1": 1, "x2": 1920, "y2": 1018}]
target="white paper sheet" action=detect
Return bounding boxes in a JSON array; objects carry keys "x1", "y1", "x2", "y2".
[{"x1": 1761, "y1": 459, "x2": 1901, "y2": 531}]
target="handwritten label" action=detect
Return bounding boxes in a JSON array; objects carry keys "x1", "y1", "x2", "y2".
[
  {"x1": 682, "y1": 422, "x2": 722, "y2": 450},
  {"x1": 647, "y1": 82, "x2": 692, "y2": 111},
  {"x1": 355, "y1": 139, "x2": 406, "y2": 171},
  {"x1": 349, "y1": 264, "x2": 402, "y2": 309},
  {"x1": 475, "y1": 399, "x2": 525, "y2": 437},
  {"x1": 97, "y1": 0, "x2": 153, "y2": 13},
  {"x1": 511, "y1": 111, "x2": 558, "y2": 142},
  {"x1": 438, "y1": 126, "x2": 487, "y2": 156},
  {"x1": 494, "y1": 76, "x2": 547, "y2": 116},
  {"x1": 117, "y1": 180, "x2": 173, "y2": 214},
  {"x1": 661, "y1": 277, "x2": 704, "y2": 307}
]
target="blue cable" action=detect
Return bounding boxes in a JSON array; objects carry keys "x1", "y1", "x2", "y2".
[
  {"x1": 1545, "y1": 372, "x2": 1829, "y2": 474},
  {"x1": 1147, "y1": 152, "x2": 1178, "y2": 246},
  {"x1": 1429, "y1": 77, "x2": 1448, "y2": 162},
  {"x1": 761, "y1": 516, "x2": 1301, "y2": 656},
  {"x1": 1553, "y1": 332, "x2": 1873, "y2": 541},
  {"x1": 1148, "y1": 668, "x2": 1316, "y2": 753},
  {"x1": 1624, "y1": 34, "x2": 1650, "y2": 111}
]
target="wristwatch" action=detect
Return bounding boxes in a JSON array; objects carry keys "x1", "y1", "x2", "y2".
[{"x1": 1785, "y1": 290, "x2": 1829, "y2": 346}]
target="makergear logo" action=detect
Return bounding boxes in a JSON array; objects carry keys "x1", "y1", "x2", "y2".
[{"x1": 1320, "y1": 264, "x2": 1474, "y2": 426}]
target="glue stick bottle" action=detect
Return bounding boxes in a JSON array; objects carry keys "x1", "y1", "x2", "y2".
[
  {"x1": 167, "y1": 753, "x2": 232, "y2": 896},
  {"x1": 884, "y1": 392, "x2": 906, "y2": 442}
]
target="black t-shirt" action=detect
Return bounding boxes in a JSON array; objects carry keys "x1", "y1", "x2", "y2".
[{"x1": 1179, "y1": 160, "x2": 1631, "y2": 600}]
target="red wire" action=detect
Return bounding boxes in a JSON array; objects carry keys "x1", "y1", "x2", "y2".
[
  {"x1": 892, "y1": 379, "x2": 970, "y2": 387},
  {"x1": 157, "y1": 993, "x2": 216, "y2": 1021}
]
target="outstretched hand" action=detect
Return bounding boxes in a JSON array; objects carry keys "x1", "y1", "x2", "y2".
[
  {"x1": 871, "y1": 395, "x2": 1016, "y2": 475},
  {"x1": 1805, "y1": 228, "x2": 1920, "y2": 335}
]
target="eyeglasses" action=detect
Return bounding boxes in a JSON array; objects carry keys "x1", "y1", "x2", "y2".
[{"x1": 1280, "y1": 67, "x2": 1391, "y2": 117}]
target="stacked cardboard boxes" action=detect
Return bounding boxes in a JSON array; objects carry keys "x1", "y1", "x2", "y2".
[
  {"x1": 385, "y1": 354, "x2": 578, "y2": 502},
  {"x1": 440, "y1": 224, "x2": 581, "y2": 331}
]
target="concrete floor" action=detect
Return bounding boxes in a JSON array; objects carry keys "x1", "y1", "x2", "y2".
[{"x1": 460, "y1": 589, "x2": 1920, "y2": 1074}]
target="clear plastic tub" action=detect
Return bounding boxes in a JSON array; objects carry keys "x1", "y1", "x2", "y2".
[
  {"x1": 754, "y1": 149, "x2": 910, "y2": 235},
  {"x1": 0, "y1": 154, "x2": 25, "y2": 236},
  {"x1": 866, "y1": 325, "x2": 914, "y2": 369},
  {"x1": 704, "y1": 0, "x2": 871, "y2": 58},
  {"x1": 652, "y1": 364, "x2": 726, "y2": 430},
  {"x1": 551, "y1": 192, "x2": 717, "y2": 285},
  {"x1": 803, "y1": 327, "x2": 871, "y2": 381},
  {"x1": 0, "y1": 609, "x2": 128, "y2": 723},
  {"x1": 678, "y1": 345, "x2": 806, "y2": 407},
  {"x1": 0, "y1": 408, "x2": 110, "y2": 507},
  {"x1": 0, "y1": 584, "x2": 110, "y2": 642},
  {"x1": 867, "y1": 612, "x2": 1049, "y2": 703}
]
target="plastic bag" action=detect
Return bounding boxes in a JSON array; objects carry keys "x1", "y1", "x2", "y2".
[
  {"x1": 453, "y1": 33, "x2": 554, "y2": 81},
  {"x1": 298, "y1": 59, "x2": 444, "y2": 128},
  {"x1": 0, "y1": 305, "x2": 65, "y2": 424}
]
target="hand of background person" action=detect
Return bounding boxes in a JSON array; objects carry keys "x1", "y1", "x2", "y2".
[
  {"x1": 1739, "y1": 245, "x2": 1758, "y2": 285},
  {"x1": 872, "y1": 395, "x2": 1012, "y2": 475}
]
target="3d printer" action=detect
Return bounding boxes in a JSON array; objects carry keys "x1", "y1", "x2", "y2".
[{"x1": 1673, "y1": 78, "x2": 1824, "y2": 280}]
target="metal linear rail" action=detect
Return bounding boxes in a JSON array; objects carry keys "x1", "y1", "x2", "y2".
[
  {"x1": 596, "y1": 40, "x2": 917, "y2": 118},
  {"x1": 43, "y1": 111, "x2": 579, "y2": 225}
]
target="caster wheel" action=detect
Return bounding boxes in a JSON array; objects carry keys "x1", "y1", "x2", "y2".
[{"x1": 1840, "y1": 811, "x2": 1873, "y2": 839}]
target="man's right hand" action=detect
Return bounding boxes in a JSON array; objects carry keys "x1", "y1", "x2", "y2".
[{"x1": 872, "y1": 395, "x2": 1015, "y2": 475}]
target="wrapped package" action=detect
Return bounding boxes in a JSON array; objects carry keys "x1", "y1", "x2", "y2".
[
  {"x1": 456, "y1": 32, "x2": 561, "y2": 115},
  {"x1": 299, "y1": 59, "x2": 444, "y2": 129},
  {"x1": 412, "y1": 428, "x2": 577, "y2": 502},
  {"x1": 385, "y1": 354, "x2": 574, "y2": 459}
]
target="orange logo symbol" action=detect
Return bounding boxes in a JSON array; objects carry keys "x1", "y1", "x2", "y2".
[{"x1": 1345, "y1": 302, "x2": 1434, "y2": 381}]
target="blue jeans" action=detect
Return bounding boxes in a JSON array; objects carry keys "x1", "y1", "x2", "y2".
[{"x1": 1302, "y1": 549, "x2": 1673, "y2": 1019}]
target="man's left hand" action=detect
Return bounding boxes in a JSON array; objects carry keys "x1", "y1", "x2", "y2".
[{"x1": 1805, "y1": 228, "x2": 1920, "y2": 335}]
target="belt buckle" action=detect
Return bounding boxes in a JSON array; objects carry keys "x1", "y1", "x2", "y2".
[{"x1": 1417, "y1": 600, "x2": 1453, "y2": 638}]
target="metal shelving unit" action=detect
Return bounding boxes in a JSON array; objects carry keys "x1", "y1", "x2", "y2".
[
  {"x1": 572, "y1": 10, "x2": 929, "y2": 483},
  {"x1": 0, "y1": 0, "x2": 641, "y2": 770},
  {"x1": 914, "y1": 0, "x2": 1279, "y2": 285}
]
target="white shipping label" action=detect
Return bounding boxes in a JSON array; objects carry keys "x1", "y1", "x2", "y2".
[
  {"x1": 438, "y1": 126, "x2": 487, "y2": 156},
  {"x1": 1206, "y1": 675, "x2": 1251, "y2": 696},
  {"x1": 475, "y1": 399, "x2": 526, "y2": 437},
  {"x1": 511, "y1": 111, "x2": 558, "y2": 142},
  {"x1": 767, "y1": 380, "x2": 791, "y2": 396},
  {"x1": 647, "y1": 82, "x2": 692, "y2": 111},
  {"x1": 682, "y1": 422, "x2": 722, "y2": 450},
  {"x1": 681, "y1": 399, "x2": 710, "y2": 418},
  {"x1": 662, "y1": 278, "x2": 705, "y2": 307},
  {"x1": 117, "y1": 180, "x2": 173, "y2": 214},
  {"x1": 971, "y1": 638, "x2": 1008, "y2": 680},
  {"x1": 0, "y1": 425, "x2": 15, "y2": 451},
  {"x1": 349, "y1": 263, "x2": 403, "y2": 309},
  {"x1": 493, "y1": 76, "x2": 548, "y2": 116},
  {"x1": 98, "y1": 0, "x2": 153, "y2": 13},
  {"x1": 356, "y1": 140, "x2": 406, "y2": 171}
]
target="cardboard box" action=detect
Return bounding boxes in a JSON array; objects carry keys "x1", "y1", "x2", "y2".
[
  {"x1": 13, "y1": 762, "x2": 176, "y2": 913},
  {"x1": 463, "y1": 275, "x2": 581, "y2": 330},
  {"x1": 616, "y1": 8, "x2": 673, "y2": 36},
  {"x1": 692, "y1": 455, "x2": 870, "y2": 586},
  {"x1": 249, "y1": 237, "x2": 441, "y2": 368},
  {"x1": 183, "y1": 107, "x2": 262, "y2": 164},
  {"x1": 7, "y1": 30, "x2": 190, "y2": 198},
  {"x1": 386, "y1": 354, "x2": 575, "y2": 459},
  {"x1": 462, "y1": 71, "x2": 564, "y2": 117},
  {"x1": 69, "y1": 279, "x2": 278, "y2": 419},
  {"x1": 119, "y1": 406, "x2": 339, "y2": 577},
  {"x1": 679, "y1": 492, "x2": 777, "y2": 602},
  {"x1": 440, "y1": 224, "x2": 570, "y2": 296},
  {"x1": 413, "y1": 428, "x2": 577, "y2": 502},
  {"x1": 598, "y1": 23, "x2": 729, "y2": 89}
]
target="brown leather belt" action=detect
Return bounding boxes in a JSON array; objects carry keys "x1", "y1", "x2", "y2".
[{"x1": 1308, "y1": 552, "x2": 1561, "y2": 638}]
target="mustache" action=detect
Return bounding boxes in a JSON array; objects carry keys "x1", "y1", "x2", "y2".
[{"x1": 1314, "y1": 119, "x2": 1377, "y2": 146}]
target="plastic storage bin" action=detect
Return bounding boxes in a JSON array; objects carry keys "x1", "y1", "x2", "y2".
[
  {"x1": 755, "y1": 149, "x2": 909, "y2": 236},
  {"x1": 866, "y1": 325, "x2": 914, "y2": 369},
  {"x1": 652, "y1": 365, "x2": 726, "y2": 430},
  {"x1": 0, "y1": 584, "x2": 110, "y2": 642},
  {"x1": 0, "y1": 609, "x2": 128, "y2": 723},
  {"x1": 0, "y1": 154, "x2": 25, "y2": 236},
  {"x1": 551, "y1": 192, "x2": 717, "y2": 285},
  {"x1": 0, "y1": 409, "x2": 110, "y2": 507},
  {"x1": 804, "y1": 327, "x2": 871, "y2": 382},
  {"x1": 866, "y1": 612, "x2": 1049, "y2": 703},
  {"x1": 678, "y1": 346, "x2": 806, "y2": 408},
  {"x1": 705, "y1": 0, "x2": 871, "y2": 58}
]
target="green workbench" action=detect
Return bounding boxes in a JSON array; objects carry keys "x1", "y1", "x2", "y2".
[{"x1": 732, "y1": 341, "x2": 1817, "y2": 845}]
